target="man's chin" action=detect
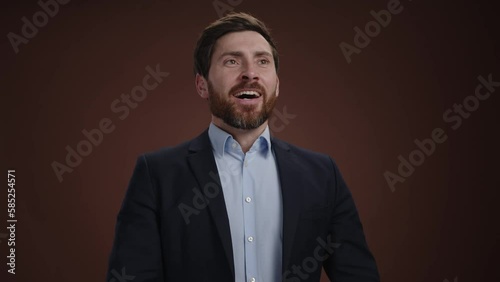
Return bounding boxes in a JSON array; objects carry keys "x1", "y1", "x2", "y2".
[{"x1": 225, "y1": 114, "x2": 267, "y2": 130}]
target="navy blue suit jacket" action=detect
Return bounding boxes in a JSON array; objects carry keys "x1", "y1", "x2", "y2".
[{"x1": 107, "y1": 129, "x2": 379, "y2": 282}]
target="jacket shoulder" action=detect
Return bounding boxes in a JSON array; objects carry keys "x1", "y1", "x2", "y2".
[
  {"x1": 271, "y1": 137, "x2": 336, "y2": 171},
  {"x1": 137, "y1": 129, "x2": 209, "y2": 169},
  {"x1": 143, "y1": 140, "x2": 190, "y2": 161}
]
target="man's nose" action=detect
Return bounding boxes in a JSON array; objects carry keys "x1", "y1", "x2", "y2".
[{"x1": 241, "y1": 63, "x2": 259, "y2": 81}]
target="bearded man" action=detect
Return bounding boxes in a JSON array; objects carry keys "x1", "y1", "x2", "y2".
[{"x1": 107, "y1": 12, "x2": 380, "y2": 282}]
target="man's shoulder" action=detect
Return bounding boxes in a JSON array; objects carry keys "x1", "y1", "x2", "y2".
[
  {"x1": 271, "y1": 137, "x2": 335, "y2": 168},
  {"x1": 138, "y1": 129, "x2": 208, "y2": 165},
  {"x1": 143, "y1": 140, "x2": 191, "y2": 161},
  {"x1": 270, "y1": 137, "x2": 343, "y2": 184}
]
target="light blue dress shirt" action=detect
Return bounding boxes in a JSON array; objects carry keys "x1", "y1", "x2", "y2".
[{"x1": 208, "y1": 122, "x2": 283, "y2": 282}]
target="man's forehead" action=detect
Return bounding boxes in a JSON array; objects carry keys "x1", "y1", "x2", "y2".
[{"x1": 213, "y1": 31, "x2": 272, "y2": 55}]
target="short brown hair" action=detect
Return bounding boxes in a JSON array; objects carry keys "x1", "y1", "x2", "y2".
[{"x1": 193, "y1": 12, "x2": 279, "y2": 78}]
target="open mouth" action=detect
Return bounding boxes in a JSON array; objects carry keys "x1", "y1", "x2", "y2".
[{"x1": 233, "y1": 90, "x2": 261, "y2": 100}]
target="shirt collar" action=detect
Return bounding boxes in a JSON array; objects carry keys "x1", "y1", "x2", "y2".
[{"x1": 208, "y1": 122, "x2": 272, "y2": 158}]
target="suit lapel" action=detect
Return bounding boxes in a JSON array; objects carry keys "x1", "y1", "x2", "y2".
[
  {"x1": 186, "y1": 129, "x2": 235, "y2": 279},
  {"x1": 271, "y1": 137, "x2": 304, "y2": 273}
]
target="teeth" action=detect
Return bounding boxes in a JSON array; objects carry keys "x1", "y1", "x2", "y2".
[{"x1": 235, "y1": 90, "x2": 259, "y2": 97}]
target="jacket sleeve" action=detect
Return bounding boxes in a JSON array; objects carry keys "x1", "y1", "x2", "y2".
[
  {"x1": 323, "y1": 157, "x2": 380, "y2": 282},
  {"x1": 107, "y1": 155, "x2": 164, "y2": 282}
]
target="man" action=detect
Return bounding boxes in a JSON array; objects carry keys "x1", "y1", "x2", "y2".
[{"x1": 107, "y1": 12, "x2": 379, "y2": 282}]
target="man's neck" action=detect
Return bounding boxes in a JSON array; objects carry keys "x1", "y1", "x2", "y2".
[{"x1": 211, "y1": 116, "x2": 268, "y2": 153}]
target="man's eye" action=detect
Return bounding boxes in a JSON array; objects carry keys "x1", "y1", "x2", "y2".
[
  {"x1": 259, "y1": 59, "x2": 270, "y2": 65},
  {"x1": 225, "y1": 59, "x2": 237, "y2": 65}
]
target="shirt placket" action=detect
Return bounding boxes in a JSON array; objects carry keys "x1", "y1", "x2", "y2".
[{"x1": 242, "y1": 150, "x2": 257, "y2": 282}]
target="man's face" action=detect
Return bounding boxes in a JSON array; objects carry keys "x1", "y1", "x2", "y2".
[{"x1": 198, "y1": 30, "x2": 279, "y2": 130}]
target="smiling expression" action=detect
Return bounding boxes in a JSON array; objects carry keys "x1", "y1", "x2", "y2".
[{"x1": 197, "y1": 30, "x2": 280, "y2": 130}]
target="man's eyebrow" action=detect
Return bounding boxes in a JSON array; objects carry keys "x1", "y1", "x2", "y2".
[
  {"x1": 218, "y1": 51, "x2": 273, "y2": 59},
  {"x1": 218, "y1": 51, "x2": 244, "y2": 59},
  {"x1": 254, "y1": 51, "x2": 273, "y2": 57}
]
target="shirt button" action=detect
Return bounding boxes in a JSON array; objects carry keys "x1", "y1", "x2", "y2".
[
  {"x1": 244, "y1": 160, "x2": 248, "y2": 167},
  {"x1": 250, "y1": 278, "x2": 256, "y2": 282},
  {"x1": 232, "y1": 143, "x2": 237, "y2": 149},
  {"x1": 245, "y1": 197, "x2": 252, "y2": 203},
  {"x1": 247, "y1": 236, "x2": 254, "y2": 242}
]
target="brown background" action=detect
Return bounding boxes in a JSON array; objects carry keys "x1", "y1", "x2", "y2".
[{"x1": 1, "y1": 0, "x2": 499, "y2": 281}]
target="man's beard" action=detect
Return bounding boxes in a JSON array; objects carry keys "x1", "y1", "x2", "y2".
[{"x1": 207, "y1": 81, "x2": 277, "y2": 130}]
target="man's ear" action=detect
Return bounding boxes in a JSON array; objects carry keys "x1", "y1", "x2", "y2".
[{"x1": 195, "y1": 74, "x2": 209, "y2": 99}]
